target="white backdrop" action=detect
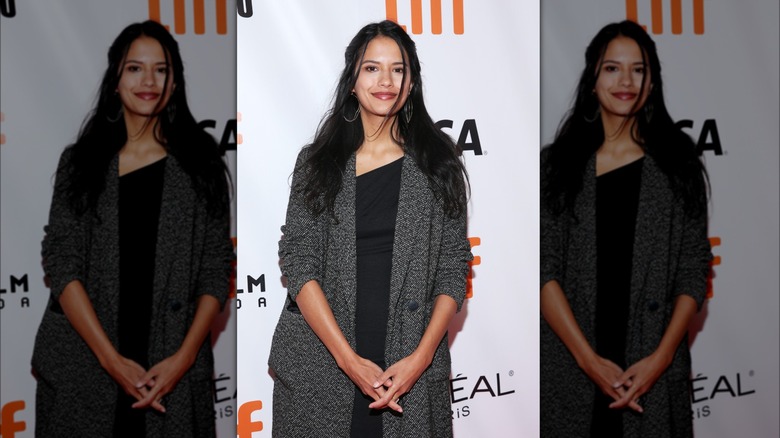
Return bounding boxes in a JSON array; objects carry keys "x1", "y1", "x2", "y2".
[
  {"x1": 541, "y1": 1, "x2": 779, "y2": 437},
  {"x1": 236, "y1": 1, "x2": 539, "y2": 436},
  {"x1": 0, "y1": 2, "x2": 237, "y2": 437}
]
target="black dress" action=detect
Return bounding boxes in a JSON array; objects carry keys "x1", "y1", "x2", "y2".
[
  {"x1": 350, "y1": 157, "x2": 404, "y2": 438},
  {"x1": 114, "y1": 157, "x2": 166, "y2": 437},
  {"x1": 591, "y1": 157, "x2": 643, "y2": 438}
]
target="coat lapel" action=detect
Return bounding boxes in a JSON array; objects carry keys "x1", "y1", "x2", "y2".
[
  {"x1": 151, "y1": 157, "x2": 192, "y2": 321},
  {"x1": 385, "y1": 156, "x2": 431, "y2": 339},
  {"x1": 628, "y1": 157, "x2": 669, "y2": 327},
  {"x1": 334, "y1": 155, "x2": 359, "y2": 334}
]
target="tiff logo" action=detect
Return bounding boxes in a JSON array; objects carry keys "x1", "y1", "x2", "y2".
[
  {"x1": 1, "y1": 112, "x2": 6, "y2": 145},
  {"x1": 237, "y1": 400, "x2": 263, "y2": 437},
  {"x1": 706, "y1": 236, "x2": 721, "y2": 299},
  {"x1": 626, "y1": 0, "x2": 704, "y2": 35},
  {"x1": 466, "y1": 237, "x2": 480, "y2": 298},
  {"x1": 149, "y1": 0, "x2": 228, "y2": 35},
  {"x1": 1, "y1": 401, "x2": 26, "y2": 437},
  {"x1": 386, "y1": 0, "x2": 464, "y2": 35}
]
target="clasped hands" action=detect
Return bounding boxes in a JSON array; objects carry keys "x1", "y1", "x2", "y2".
[
  {"x1": 584, "y1": 350, "x2": 671, "y2": 414},
  {"x1": 105, "y1": 351, "x2": 193, "y2": 414},
  {"x1": 342, "y1": 350, "x2": 430, "y2": 414}
]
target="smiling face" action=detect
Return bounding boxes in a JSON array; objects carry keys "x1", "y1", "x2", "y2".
[
  {"x1": 352, "y1": 36, "x2": 411, "y2": 126},
  {"x1": 116, "y1": 36, "x2": 174, "y2": 125},
  {"x1": 594, "y1": 36, "x2": 651, "y2": 125}
]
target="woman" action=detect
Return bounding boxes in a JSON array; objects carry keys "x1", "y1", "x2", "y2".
[
  {"x1": 32, "y1": 21, "x2": 233, "y2": 437},
  {"x1": 540, "y1": 21, "x2": 712, "y2": 437},
  {"x1": 269, "y1": 20, "x2": 472, "y2": 437}
]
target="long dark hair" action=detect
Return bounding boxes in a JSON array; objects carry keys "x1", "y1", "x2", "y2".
[
  {"x1": 62, "y1": 20, "x2": 229, "y2": 216},
  {"x1": 299, "y1": 20, "x2": 469, "y2": 218},
  {"x1": 541, "y1": 20, "x2": 708, "y2": 217}
]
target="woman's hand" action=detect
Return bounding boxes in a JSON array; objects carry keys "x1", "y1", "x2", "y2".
[
  {"x1": 580, "y1": 354, "x2": 643, "y2": 413},
  {"x1": 103, "y1": 355, "x2": 149, "y2": 401},
  {"x1": 368, "y1": 351, "x2": 429, "y2": 413},
  {"x1": 132, "y1": 351, "x2": 194, "y2": 413},
  {"x1": 609, "y1": 295, "x2": 697, "y2": 411},
  {"x1": 340, "y1": 354, "x2": 386, "y2": 401},
  {"x1": 609, "y1": 350, "x2": 671, "y2": 411}
]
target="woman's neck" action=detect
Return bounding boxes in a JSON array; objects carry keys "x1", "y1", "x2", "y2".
[{"x1": 119, "y1": 115, "x2": 167, "y2": 175}]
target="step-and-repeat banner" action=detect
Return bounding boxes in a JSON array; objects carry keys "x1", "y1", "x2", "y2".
[
  {"x1": 0, "y1": 2, "x2": 237, "y2": 437},
  {"x1": 236, "y1": 1, "x2": 539, "y2": 436},
  {"x1": 542, "y1": 1, "x2": 779, "y2": 437}
]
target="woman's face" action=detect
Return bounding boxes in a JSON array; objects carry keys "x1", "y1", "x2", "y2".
[
  {"x1": 352, "y1": 36, "x2": 411, "y2": 124},
  {"x1": 594, "y1": 36, "x2": 651, "y2": 122},
  {"x1": 116, "y1": 36, "x2": 174, "y2": 123}
]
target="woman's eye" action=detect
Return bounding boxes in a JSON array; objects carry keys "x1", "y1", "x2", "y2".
[
  {"x1": 365, "y1": 66, "x2": 378, "y2": 72},
  {"x1": 127, "y1": 65, "x2": 141, "y2": 72},
  {"x1": 634, "y1": 67, "x2": 646, "y2": 74},
  {"x1": 604, "y1": 65, "x2": 618, "y2": 72},
  {"x1": 157, "y1": 67, "x2": 169, "y2": 74},
  {"x1": 393, "y1": 67, "x2": 405, "y2": 74}
]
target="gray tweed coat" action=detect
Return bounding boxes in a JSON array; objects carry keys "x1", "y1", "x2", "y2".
[
  {"x1": 270, "y1": 150, "x2": 472, "y2": 437},
  {"x1": 32, "y1": 149, "x2": 233, "y2": 438},
  {"x1": 540, "y1": 152, "x2": 712, "y2": 437}
]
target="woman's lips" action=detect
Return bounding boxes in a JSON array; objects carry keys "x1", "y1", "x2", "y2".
[
  {"x1": 135, "y1": 92, "x2": 160, "y2": 100},
  {"x1": 612, "y1": 92, "x2": 637, "y2": 101},
  {"x1": 372, "y1": 92, "x2": 397, "y2": 100}
]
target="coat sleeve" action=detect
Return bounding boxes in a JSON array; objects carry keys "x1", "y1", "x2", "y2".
[
  {"x1": 278, "y1": 149, "x2": 327, "y2": 301},
  {"x1": 540, "y1": 147, "x2": 565, "y2": 289},
  {"x1": 672, "y1": 202, "x2": 712, "y2": 310},
  {"x1": 432, "y1": 197, "x2": 473, "y2": 312},
  {"x1": 194, "y1": 196, "x2": 234, "y2": 309},
  {"x1": 41, "y1": 148, "x2": 89, "y2": 300}
]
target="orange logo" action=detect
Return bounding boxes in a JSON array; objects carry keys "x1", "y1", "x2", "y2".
[
  {"x1": 466, "y1": 237, "x2": 480, "y2": 299},
  {"x1": 386, "y1": 0, "x2": 464, "y2": 35},
  {"x1": 706, "y1": 236, "x2": 721, "y2": 299},
  {"x1": 237, "y1": 400, "x2": 263, "y2": 437},
  {"x1": 237, "y1": 112, "x2": 243, "y2": 145},
  {"x1": 626, "y1": 0, "x2": 704, "y2": 35},
  {"x1": 148, "y1": 0, "x2": 229, "y2": 35},
  {"x1": 0, "y1": 111, "x2": 6, "y2": 145},
  {"x1": 1, "y1": 400, "x2": 26, "y2": 437}
]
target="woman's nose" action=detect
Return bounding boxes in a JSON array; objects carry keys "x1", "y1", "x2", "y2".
[
  {"x1": 142, "y1": 68, "x2": 155, "y2": 86},
  {"x1": 619, "y1": 70, "x2": 633, "y2": 86},
  {"x1": 379, "y1": 70, "x2": 392, "y2": 87}
]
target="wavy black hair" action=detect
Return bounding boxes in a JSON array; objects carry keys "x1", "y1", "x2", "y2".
[
  {"x1": 299, "y1": 20, "x2": 469, "y2": 218},
  {"x1": 542, "y1": 20, "x2": 708, "y2": 217},
  {"x1": 61, "y1": 20, "x2": 229, "y2": 216}
]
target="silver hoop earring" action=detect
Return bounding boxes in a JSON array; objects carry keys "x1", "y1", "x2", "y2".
[
  {"x1": 584, "y1": 106, "x2": 600, "y2": 123},
  {"x1": 107, "y1": 106, "x2": 123, "y2": 123},
  {"x1": 403, "y1": 100, "x2": 413, "y2": 124},
  {"x1": 167, "y1": 103, "x2": 177, "y2": 124},
  {"x1": 344, "y1": 105, "x2": 360, "y2": 123},
  {"x1": 644, "y1": 103, "x2": 654, "y2": 124}
]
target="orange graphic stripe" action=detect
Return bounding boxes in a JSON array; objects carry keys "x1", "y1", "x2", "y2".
[
  {"x1": 671, "y1": 0, "x2": 682, "y2": 34},
  {"x1": 431, "y1": 0, "x2": 442, "y2": 34},
  {"x1": 453, "y1": 0, "x2": 464, "y2": 34},
  {"x1": 625, "y1": 0, "x2": 639, "y2": 25},
  {"x1": 411, "y1": 0, "x2": 423, "y2": 34},
  {"x1": 693, "y1": 0, "x2": 704, "y2": 34},
  {"x1": 194, "y1": 0, "x2": 205, "y2": 34},
  {"x1": 216, "y1": 0, "x2": 228, "y2": 35},
  {"x1": 651, "y1": 0, "x2": 663, "y2": 34},
  {"x1": 174, "y1": 0, "x2": 186, "y2": 34},
  {"x1": 149, "y1": 0, "x2": 162, "y2": 23}
]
